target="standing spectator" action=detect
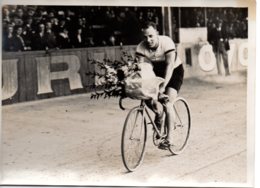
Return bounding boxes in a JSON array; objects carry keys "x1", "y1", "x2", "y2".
[
  {"x1": 26, "y1": 6, "x2": 36, "y2": 17},
  {"x1": 240, "y1": 19, "x2": 248, "y2": 38},
  {"x1": 12, "y1": 26, "x2": 27, "y2": 51},
  {"x1": 3, "y1": 24, "x2": 15, "y2": 51},
  {"x1": 16, "y1": 7, "x2": 24, "y2": 20},
  {"x1": 107, "y1": 35, "x2": 116, "y2": 46},
  {"x1": 31, "y1": 23, "x2": 47, "y2": 51},
  {"x1": 138, "y1": 11, "x2": 145, "y2": 25},
  {"x1": 3, "y1": 7, "x2": 11, "y2": 24},
  {"x1": 71, "y1": 27, "x2": 85, "y2": 48},
  {"x1": 121, "y1": 8, "x2": 142, "y2": 45},
  {"x1": 227, "y1": 22, "x2": 236, "y2": 39},
  {"x1": 22, "y1": 16, "x2": 34, "y2": 48},
  {"x1": 81, "y1": 17, "x2": 89, "y2": 42},
  {"x1": 50, "y1": 17, "x2": 59, "y2": 35},
  {"x1": 210, "y1": 21, "x2": 231, "y2": 76},
  {"x1": 45, "y1": 21, "x2": 57, "y2": 49},
  {"x1": 56, "y1": 18, "x2": 67, "y2": 33},
  {"x1": 11, "y1": 14, "x2": 24, "y2": 27},
  {"x1": 208, "y1": 22, "x2": 218, "y2": 52},
  {"x1": 57, "y1": 27, "x2": 71, "y2": 49}
]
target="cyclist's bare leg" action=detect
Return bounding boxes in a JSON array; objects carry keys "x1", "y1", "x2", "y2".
[
  {"x1": 165, "y1": 87, "x2": 178, "y2": 144},
  {"x1": 145, "y1": 99, "x2": 163, "y2": 116}
]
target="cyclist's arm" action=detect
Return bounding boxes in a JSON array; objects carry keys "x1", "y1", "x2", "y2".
[
  {"x1": 135, "y1": 53, "x2": 145, "y2": 63},
  {"x1": 160, "y1": 51, "x2": 176, "y2": 93}
]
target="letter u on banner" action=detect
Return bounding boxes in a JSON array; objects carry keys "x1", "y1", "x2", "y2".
[{"x1": 2, "y1": 59, "x2": 18, "y2": 100}]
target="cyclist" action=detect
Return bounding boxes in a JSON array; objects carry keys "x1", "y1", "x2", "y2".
[{"x1": 135, "y1": 21, "x2": 184, "y2": 149}]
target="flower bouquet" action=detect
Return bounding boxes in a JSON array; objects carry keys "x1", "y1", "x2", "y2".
[{"x1": 86, "y1": 50, "x2": 140, "y2": 99}]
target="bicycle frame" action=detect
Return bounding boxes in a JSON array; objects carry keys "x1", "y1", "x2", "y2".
[
  {"x1": 139, "y1": 100, "x2": 166, "y2": 139},
  {"x1": 119, "y1": 97, "x2": 169, "y2": 139},
  {"x1": 121, "y1": 96, "x2": 191, "y2": 171}
]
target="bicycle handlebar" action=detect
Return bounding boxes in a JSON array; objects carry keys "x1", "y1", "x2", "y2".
[
  {"x1": 119, "y1": 97, "x2": 126, "y2": 110},
  {"x1": 119, "y1": 93, "x2": 169, "y2": 111}
]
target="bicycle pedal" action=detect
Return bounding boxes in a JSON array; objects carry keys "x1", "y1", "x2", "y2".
[{"x1": 158, "y1": 144, "x2": 169, "y2": 150}]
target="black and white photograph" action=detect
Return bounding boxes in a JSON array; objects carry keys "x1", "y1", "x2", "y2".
[{"x1": 0, "y1": 0, "x2": 256, "y2": 187}]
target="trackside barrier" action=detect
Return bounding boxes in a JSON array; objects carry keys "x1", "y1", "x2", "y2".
[
  {"x1": 177, "y1": 39, "x2": 248, "y2": 78},
  {"x1": 2, "y1": 40, "x2": 247, "y2": 105},
  {"x1": 2, "y1": 46, "x2": 136, "y2": 105}
]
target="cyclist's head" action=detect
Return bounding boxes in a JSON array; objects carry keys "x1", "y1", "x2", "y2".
[
  {"x1": 141, "y1": 21, "x2": 159, "y2": 49},
  {"x1": 141, "y1": 21, "x2": 158, "y2": 31}
]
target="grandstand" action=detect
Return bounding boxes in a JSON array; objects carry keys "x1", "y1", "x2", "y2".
[{"x1": 2, "y1": 5, "x2": 247, "y2": 51}]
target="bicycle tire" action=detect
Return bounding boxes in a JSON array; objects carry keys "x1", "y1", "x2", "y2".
[
  {"x1": 168, "y1": 97, "x2": 191, "y2": 155},
  {"x1": 121, "y1": 106, "x2": 147, "y2": 172}
]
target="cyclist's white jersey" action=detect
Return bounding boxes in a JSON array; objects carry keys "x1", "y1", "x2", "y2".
[{"x1": 135, "y1": 35, "x2": 182, "y2": 69}]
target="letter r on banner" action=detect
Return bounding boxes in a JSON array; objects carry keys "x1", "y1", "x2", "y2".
[{"x1": 36, "y1": 55, "x2": 83, "y2": 95}]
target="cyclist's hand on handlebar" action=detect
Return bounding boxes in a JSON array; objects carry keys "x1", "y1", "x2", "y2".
[
  {"x1": 159, "y1": 86, "x2": 166, "y2": 94},
  {"x1": 158, "y1": 93, "x2": 169, "y2": 103}
]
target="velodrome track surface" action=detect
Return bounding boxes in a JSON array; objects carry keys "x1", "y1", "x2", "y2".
[{"x1": 1, "y1": 72, "x2": 250, "y2": 186}]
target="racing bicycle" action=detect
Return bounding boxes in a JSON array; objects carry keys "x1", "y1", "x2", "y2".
[{"x1": 119, "y1": 95, "x2": 191, "y2": 172}]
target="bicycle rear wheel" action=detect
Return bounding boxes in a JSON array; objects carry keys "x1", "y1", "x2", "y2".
[
  {"x1": 169, "y1": 97, "x2": 191, "y2": 155},
  {"x1": 121, "y1": 106, "x2": 147, "y2": 172}
]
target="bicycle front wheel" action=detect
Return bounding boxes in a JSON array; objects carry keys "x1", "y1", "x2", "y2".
[
  {"x1": 121, "y1": 106, "x2": 147, "y2": 172},
  {"x1": 169, "y1": 97, "x2": 191, "y2": 155}
]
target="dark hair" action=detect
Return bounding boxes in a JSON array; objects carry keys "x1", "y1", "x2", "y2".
[{"x1": 141, "y1": 21, "x2": 157, "y2": 30}]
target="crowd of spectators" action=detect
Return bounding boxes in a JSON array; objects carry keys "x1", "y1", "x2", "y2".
[
  {"x1": 180, "y1": 7, "x2": 248, "y2": 39},
  {"x1": 2, "y1": 5, "x2": 162, "y2": 52},
  {"x1": 206, "y1": 8, "x2": 248, "y2": 39},
  {"x1": 2, "y1": 6, "x2": 248, "y2": 52}
]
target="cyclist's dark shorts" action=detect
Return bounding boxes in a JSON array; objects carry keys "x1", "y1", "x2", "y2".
[{"x1": 153, "y1": 63, "x2": 184, "y2": 92}]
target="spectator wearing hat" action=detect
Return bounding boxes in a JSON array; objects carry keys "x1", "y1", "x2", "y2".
[
  {"x1": 25, "y1": 6, "x2": 36, "y2": 19},
  {"x1": 210, "y1": 20, "x2": 231, "y2": 76}
]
